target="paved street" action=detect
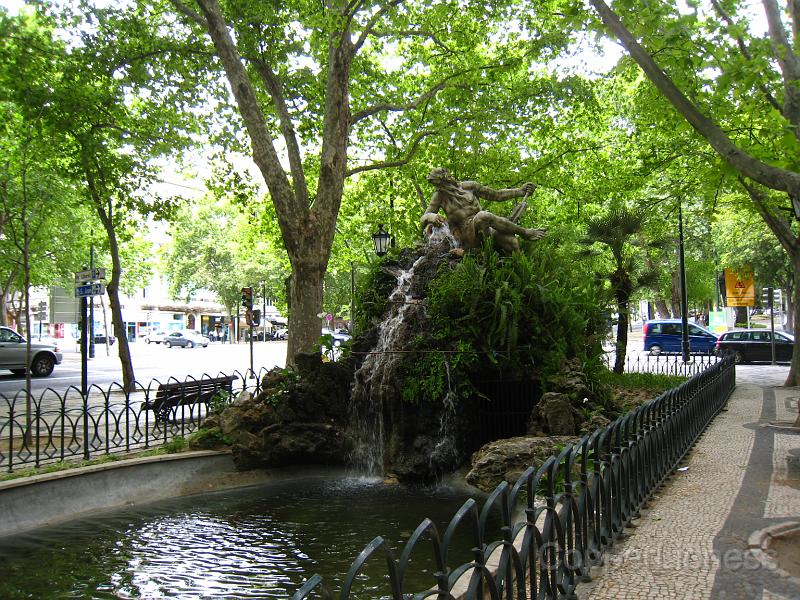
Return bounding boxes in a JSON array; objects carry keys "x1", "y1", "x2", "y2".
[
  {"x1": 577, "y1": 365, "x2": 800, "y2": 600},
  {"x1": 0, "y1": 340, "x2": 288, "y2": 398}
]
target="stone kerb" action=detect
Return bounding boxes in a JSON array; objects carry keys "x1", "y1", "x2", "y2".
[
  {"x1": 0, "y1": 451, "x2": 234, "y2": 537},
  {"x1": 748, "y1": 521, "x2": 800, "y2": 588}
]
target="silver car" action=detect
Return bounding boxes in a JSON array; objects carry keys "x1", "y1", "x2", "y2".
[
  {"x1": 0, "y1": 326, "x2": 63, "y2": 377},
  {"x1": 163, "y1": 330, "x2": 210, "y2": 348}
]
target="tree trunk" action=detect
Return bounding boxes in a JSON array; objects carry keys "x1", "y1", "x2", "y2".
[
  {"x1": 735, "y1": 306, "x2": 748, "y2": 327},
  {"x1": 787, "y1": 258, "x2": 800, "y2": 394},
  {"x1": 785, "y1": 282, "x2": 795, "y2": 334},
  {"x1": 614, "y1": 299, "x2": 630, "y2": 374},
  {"x1": 95, "y1": 203, "x2": 135, "y2": 392},
  {"x1": 655, "y1": 299, "x2": 671, "y2": 318},
  {"x1": 286, "y1": 259, "x2": 326, "y2": 366},
  {"x1": 81, "y1": 147, "x2": 136, "y2": 392},
  {"x1": 670, "y1": 270, "x2": 681, "y2": 316},
  {"x1": 104, "y1": 228, "x2": 136, "y2": 392},
  {"x1": 191, "y1": 0, "x2": 349, "y2": 365},
  {"x1": 100, "y1": 295, "x2": 111, "y2": 356}
]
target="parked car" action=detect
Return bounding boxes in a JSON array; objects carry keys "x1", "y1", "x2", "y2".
[
  {"x1": 715, "y1": 329, "x2": 794, "y2": 363},
  {"x1": 93, "y1": 332, "x2": 115, "y2": 345},
  {"x1": 143, "y1": 330, "x2": 166, "y2": 344},
  {"x1": 163, "y1": 330, "x2": 210, "y2": 348},
  {"x1": 0, "y1": 325, "x2": 63, "y2": 377},
  {"x1": 642, "y1": 319, "x2": 718, "y2": 355},
  {"x1": 321, "y1": 327, "x2": 351, "y2": 346},
  {"x1": 273, "y1": 327, "x2": 289, "y2": 340}
]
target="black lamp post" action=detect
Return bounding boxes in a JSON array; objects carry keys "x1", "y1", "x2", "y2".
[
  {"x1": 678, "y1": 200, "x2": 690, "y2": 363},
  {"x1": 372, "y1": 224, "x2": 391, "y2": 256}
]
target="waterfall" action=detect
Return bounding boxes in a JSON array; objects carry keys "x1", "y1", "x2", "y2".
[
  {"x1": 429, "y1": 358, "x2": 459, "y2": 473},
  {"x1": 348, "y1": 224, "x2": 457, "y2": 476}
]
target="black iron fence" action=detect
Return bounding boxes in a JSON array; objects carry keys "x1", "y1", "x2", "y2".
[
  {"x1": 0, "y1": 368, "x2": 271, "y2": 473},
  {"x1": 603, "y1": 349, "x2": 721, "y2": 377},
  {"x1": 292, "y1": 355, "x2": 736, "y2": 599}
]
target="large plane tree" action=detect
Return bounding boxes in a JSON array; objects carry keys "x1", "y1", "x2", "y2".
[
  {"x1": 590, "y1": 0, "x2": 800, "y2": 402},
  {"x1": 153, "y1": 0, "x2": 577, "y2": 365}
]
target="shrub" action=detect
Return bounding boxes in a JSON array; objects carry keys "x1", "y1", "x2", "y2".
[{"x1": 398, "y1": 239, "x2": 609, "y2": 403}]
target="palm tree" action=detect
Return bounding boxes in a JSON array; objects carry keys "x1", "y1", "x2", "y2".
[{"x1": 580, "y1": 207, "x2": 661, "y2": 373}]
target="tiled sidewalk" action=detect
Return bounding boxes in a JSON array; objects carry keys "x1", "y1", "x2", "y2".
[{"x1": 576, "y1": 366, "x2": 800, "y2": 600}]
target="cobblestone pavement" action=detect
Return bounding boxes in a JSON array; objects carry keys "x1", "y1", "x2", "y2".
[{"x1": 577, "y1": 365, "x2": 800, "y2": 600}]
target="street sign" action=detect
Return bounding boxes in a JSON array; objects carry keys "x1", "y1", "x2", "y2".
[
  {"x1": 74, "y1": 268, "x2": 106, "y2": 284},
  {"x1": 725, "y1": 268, "x2": 755, "y2": 307},
  {"x1": 326, "y1": 313, "x2": 333, "y2": 322},
  {"x1": 75, "y1": 283, "x2": 105, "y2": 297}
]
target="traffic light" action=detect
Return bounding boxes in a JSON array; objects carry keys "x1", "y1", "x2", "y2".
[
  {"x1": 241, "y1": 287, "x2": 253, "y2": 310},
  {"x1": 251, "y1": 309, "x2": 261, "y2": 326}
]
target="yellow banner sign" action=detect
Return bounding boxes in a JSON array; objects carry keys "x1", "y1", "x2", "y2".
[{"x1": 724, "y1": 268, "x2": 755, "y2": 307}]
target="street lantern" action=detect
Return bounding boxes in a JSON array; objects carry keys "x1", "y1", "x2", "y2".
[{"x1": 372, "y1": 224, "x2": 391, "y2": 256}]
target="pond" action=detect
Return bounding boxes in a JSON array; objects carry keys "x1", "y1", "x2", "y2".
[{"x1": 0, "y1": 476, "x2": 494, "y2": 599}]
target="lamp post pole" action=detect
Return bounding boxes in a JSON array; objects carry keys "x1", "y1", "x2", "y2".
[
  {"x1": 350, "y1": 260, "x2": 355, "y2": 335},
  {"x1": 678, "y1": 201, "x2": 690, "y2": 363},
  {"x1": 89, "y1": 231, "x2": 95, "y2": 359}
]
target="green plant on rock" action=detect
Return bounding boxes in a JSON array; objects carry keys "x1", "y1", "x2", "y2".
[
  {"x1": 354, "y1": 255, "x2": 399, "y2": 333},
  {"x1": 188, "y1": 428, "x2": 233, "y2": 449},
  {"x1": 261, "y1": 366, "x2": 301, "y2": 407},
  {"x1": 162, "y1": 436, "x2": 187, "y2": 453},
  {"x1": 208, "y1": 390, "x2": 231, "y2": 415},
  {"x1": 402, "y1": 239, "x2": 609, "y2": 404}
]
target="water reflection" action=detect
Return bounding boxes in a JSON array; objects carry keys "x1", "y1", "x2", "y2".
[{"x1": 0, "y1": 477, "x2": 492, "y2": 599}]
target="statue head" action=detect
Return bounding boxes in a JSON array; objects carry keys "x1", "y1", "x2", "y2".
[{"x1": 427, "y1": 167, "x2": 456, "y2": 187}]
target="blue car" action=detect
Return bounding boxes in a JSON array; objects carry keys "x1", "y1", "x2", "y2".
[{"x1": 643, "y1": 319, "x2": 718, "y2": 355}]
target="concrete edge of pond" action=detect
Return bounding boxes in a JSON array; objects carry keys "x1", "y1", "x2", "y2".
[{"x1": 0, "y1": 451, "x2": 350, "y2": 538}]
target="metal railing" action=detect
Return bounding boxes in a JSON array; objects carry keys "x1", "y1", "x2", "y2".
[
  {"x1": 293, "y1": 355, "x2": 735, "y2": 599},
  {"x1": 0, "y1": 368, "x2": 271, "y2": 473},
  {"x1": 603, "y1": 349, "x2": 721, "y2": 377}
]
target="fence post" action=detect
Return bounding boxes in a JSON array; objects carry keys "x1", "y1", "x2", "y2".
[
  {"x1": 7, "y1": 397, "x2": 14, "y2": 473},
  {"x1": 60, "y1": 392, "x2": 66, "y2": 463},
  {"x1": 34, "y1": 393, "x2": 41, "y2": 468},
  {"x1": 82, "y1": 388, "x2": 90, "y2": 461},
  {"x1": 104, "y1": 390, "x2": 110, "y2": 455}
]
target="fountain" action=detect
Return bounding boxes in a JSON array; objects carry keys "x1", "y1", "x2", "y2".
[{"x1": 348, "y1": 225, "x2": 458, "y2": 476}]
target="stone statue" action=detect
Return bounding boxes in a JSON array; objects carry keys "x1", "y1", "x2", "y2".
[{"x1": 421, "y1": 167, "x2": 546, "y2": 253}]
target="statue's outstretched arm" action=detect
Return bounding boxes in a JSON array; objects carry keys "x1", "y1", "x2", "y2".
[{"x1": 466, "y1": 181, "x2": 536, "y2": 202}]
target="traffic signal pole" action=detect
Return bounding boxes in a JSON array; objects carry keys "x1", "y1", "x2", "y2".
[{"x1": 241, "y1": 286, "x2": 254, "y2": 378}]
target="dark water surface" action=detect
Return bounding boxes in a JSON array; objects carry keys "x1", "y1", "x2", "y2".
[{"x1": 0, "y1": 477, "x2": 492, "y2": 599}]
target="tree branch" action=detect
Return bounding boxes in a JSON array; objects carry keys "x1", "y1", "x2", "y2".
[
  {"x1": 762, "y1": 0, "x2": 800, "y2": 128},
  {"x1": 345, "y1": 130, "x2": 437, "y2": 177},
  {"x1": 709, "y1": 0, "x2": 782, "y2": 113},
  {"x1": 352, "y1": 0, "x2": 402, "y2": 56},
  {"x1": 411, "y1": 177, "x2": 427, "y2": 210},
  {"x1": 169, "y1": 0, "x2": 208, "y2": 28},
  {"x1": 193, "y1": 0, "x2": 299, "y2": 222},
  {"x1": 250, "y1": 57, "x2": 309, "y2": 205},
  {"x1": 371, "y1": 28, "x2": 455, "y2": 55},
  {"x1": 352, "y1": 67, "x2": 485, "y2": 124},
  {"x1": 590, "y1": 0, "x2": 800, "y2": 204},
  {"x1": 739, "y1": 178, "x2": 799, "y2": 252}
]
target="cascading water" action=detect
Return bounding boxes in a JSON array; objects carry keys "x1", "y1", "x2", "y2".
[
  {"x1": 348, "y1": 224, "x2": 457, "y2": 476},
  {"x1": 428, "y1": 358, "x2": 459, "y2": 472}
]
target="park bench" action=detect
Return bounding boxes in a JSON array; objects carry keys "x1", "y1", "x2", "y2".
[{"x1": 144, "y1": 375, "x2": 237, "y2": 422}]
